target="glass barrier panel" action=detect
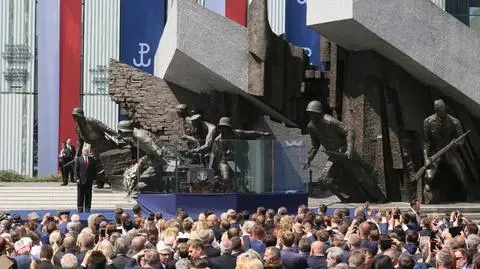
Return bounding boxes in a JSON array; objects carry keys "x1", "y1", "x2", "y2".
[{"x1": 132, "y1": 139, "x2": 308, "y2": 194}]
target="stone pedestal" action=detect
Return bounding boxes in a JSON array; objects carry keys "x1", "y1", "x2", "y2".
[{"x1": 99, "y1": 149, "x2": 136, "y2": 191}]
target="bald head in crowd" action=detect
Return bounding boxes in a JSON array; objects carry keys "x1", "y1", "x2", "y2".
[
  {"x1": 311, "y1": 241, "x2": 325, "y2": 256},
  {"x1": 61, "y1": 253, "x2": 78, "y2": 269},
  {"x1": 79, "y1": 233, "x2": 95, "y2": 250},
  {"x1": 131, "y1": 236, "x2": 146, "y2": 253},
  {"x1": 206, "y1": 214, "x2": 217, "y2": 228},
  {"x1": 63, "y1": 236, "x2": 77, "y2": 251},
  {"x1": 359, "y1": 222, "x2": 371, "y2": 239}
]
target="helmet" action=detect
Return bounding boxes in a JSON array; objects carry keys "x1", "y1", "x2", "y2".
[
  {"x1": 189, "y1": 114, "x2": 202, "y2": 122},
  {"x1": 117, "y1": 120, "x2": 133, "y2": 132},
  {"x1": 218, "y1": 117, "x2": 232, "y2": 128},
  {"x1": 306, "y1": 100, "x2": 323, "y2": 114},
  {"x1": 72, "y1": 108, "x2": 84, "y2": 117}
]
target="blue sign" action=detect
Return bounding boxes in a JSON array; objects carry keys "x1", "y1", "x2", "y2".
[
  {"x1": 285, "y1": 0, "x2": 323, "y2": 69},
  {"x1": 119, "y1": 0, "x2": 166, "y2": 120},
  {"x1": 120, "y1": 0, "x2": 166, "y2": 74}
]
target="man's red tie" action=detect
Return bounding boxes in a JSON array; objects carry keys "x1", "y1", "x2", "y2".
[{"x1": 84, "y1": 158, "x2": 88, "y2": 168}]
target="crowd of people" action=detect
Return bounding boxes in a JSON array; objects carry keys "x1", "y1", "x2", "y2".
[{"x1": 0, "y1": 200, "x2": 479, "y2": 269}]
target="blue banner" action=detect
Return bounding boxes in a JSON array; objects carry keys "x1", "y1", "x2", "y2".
[
  {"x1": 285, "y1": 0, "x2": 323, "y2": 69},
  {"x1": 119, "y1": 0, "x2": 166, "y2": 120},
  {"x1": 120, "y1": 0, "x2": 166, "y2": 74}
]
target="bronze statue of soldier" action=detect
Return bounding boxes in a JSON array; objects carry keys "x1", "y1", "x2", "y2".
[
  {"x1": 117, "y1": 120, "x2": 168, "y2": 197},
  {"x1": 209, "y1": 117, "x2": 269, "y2": 192},
  {"x1": 182, "y1": 113, "x2": 217, "y2": 167},
  {"x1": 303, "y1": 101, "x2": 386, "y2": 202},
  {"x1": 422, "y1": 99, "x2": 472, "y2": 202},
  {"x1": 72, "y1": 108, "x2": 124, "y2": 188},
  {"x1": 176, "y1": 104, "x2": 194, "y2": 138}
]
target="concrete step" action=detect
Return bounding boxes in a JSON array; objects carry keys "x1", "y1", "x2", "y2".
[{"x1": 0, "y1": 182, "x2": 136, "y2": 210}]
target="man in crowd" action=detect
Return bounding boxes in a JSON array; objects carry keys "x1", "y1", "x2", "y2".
[
  {"x1": 75, "y1": 148, "x2": 96, "y2": 213},
  {"x1": 58, "y1": 140, "x2": 75, "y2": 186}
]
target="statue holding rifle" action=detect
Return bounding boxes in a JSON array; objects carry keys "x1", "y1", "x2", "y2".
[
  {"x1": 421, "y1": 99, "x2": 473, "y2": 202},
  {"x1": 303, "y1": 101, "x2": 386, "y2": 202},
  {"x1": 72, "y1": 108, "x2": 126, "y2": 188}
]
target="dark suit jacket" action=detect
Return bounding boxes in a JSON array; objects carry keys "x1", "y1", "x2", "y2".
[
  {"x1": 75, "y1": 155, "x2": 96, "y2": 185},
  {"x1": 37, "y1": 261, "x2": 59, "y2": 269},
  {"x1": 112, "y1": 254, "x2": 131, "y2": 269},
  {"x1": 281, "y1": 248, "x2": 305, "y2": 269},
  {"x1": 212, "y1": 227, "x2": 226, "y2": 242},
  {"x1": 77, "y1": 249, "x2": 90, "y2": 265},
  {"x1": 207, "y1": 254, "x2": 236, "y2": 269},
  {"x1": 204, "y1": 245, "x2": 221, "y2": 258},
  {"x1": 307, "y1": 255, "x2": 328, "y2": 269}
]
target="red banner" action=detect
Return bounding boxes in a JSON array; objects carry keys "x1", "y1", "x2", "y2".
[
  {"x1": 59, "y1": 0, "x2": 82, "y2": 148},
  {"x1": 226, "y1": 0, "x2": 247, "y2": 26}
]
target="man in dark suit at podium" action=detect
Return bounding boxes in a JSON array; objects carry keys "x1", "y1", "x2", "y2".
[{"x1": 75, "y1": 148, "x2": 96, "y2": 213}]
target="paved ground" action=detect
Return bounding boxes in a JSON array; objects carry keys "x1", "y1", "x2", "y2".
[{"x1": 0, "y1": 182, "x2": 135, "y2": 211}]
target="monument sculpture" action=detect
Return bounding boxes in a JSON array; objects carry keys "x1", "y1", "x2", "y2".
[
  {"x1": 72, "y1": 108, "x2": 126, "y2": 188},
  {"x1": 420, "y1": 99, "x2": 473, "y2": 202},
  {"x1": 180, "y1": 113, "x2": 216, "y2": 167},
  {"x1": 117, "y1": 120, "x2": 169, "y2": 197},
  {"x1": 104, "y1": 0, "x2": 480, "y2": 204},
  {"x1": 176, "y1": 104, "x2": 194, "y2": 138},
  {"x1": 303, "y1": 101, "x2": 386, "y2": 202},
  {"x1": 209, "y1": 117, "x2": 270, "y2": 192}
]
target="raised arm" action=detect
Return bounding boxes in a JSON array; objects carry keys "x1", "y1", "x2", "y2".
[
  {"x1": 194, "y1": 124, "x2": 217, "y2": 153},
  {"x1": 233, "y1": 129, "x2": 269, "y2": 140}
]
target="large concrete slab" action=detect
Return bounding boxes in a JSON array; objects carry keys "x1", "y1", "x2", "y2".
[
  {"x1": 307, "y1": 0, "x2": 480, "y2": 117},
  {"x1": 155, "y1": 0, "x2": 297, "y2": 127}
]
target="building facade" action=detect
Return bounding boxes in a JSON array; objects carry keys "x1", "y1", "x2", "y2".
[{"x1": 0, "y1": 0, "x2": 475, "y2": 176}]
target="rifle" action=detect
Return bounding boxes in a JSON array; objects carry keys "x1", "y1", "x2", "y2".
[
  {"x1": 324, "y1": 150, "x2": 373, "y2": 172},
  {"x1": 412, "y1": 130, "x2": 471, "y2": 181},
  {"x1": 104, "y1": 132, "x2": 127, "y2": 146}
]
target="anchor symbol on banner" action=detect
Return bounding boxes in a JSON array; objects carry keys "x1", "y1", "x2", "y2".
[
  {"x1": 133, "y1": 43, "x2": 151, "y2": 67},
  {"x1": 302, "y1": 47, "x2": 312, "y2": 57},
  {"x1": 297, "y1": 0, "x2": 306, "y2": 4}
]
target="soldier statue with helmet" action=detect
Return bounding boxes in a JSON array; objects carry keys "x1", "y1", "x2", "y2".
[
  {"x1": 72, "y1": 107, "x2": 125, "y2": 188},
  {"x1": 180, "y1": 112, "x2": 217, "y2": 167},
  {"x1": 209, "y1": 117, "x2": 270, "y2": 192},
  {"x1": 304, "y1": 100, "x2": 386, "y2": 202},
  {"x1": 117, "y1": 120, "x2": 168, "y2": 197}
]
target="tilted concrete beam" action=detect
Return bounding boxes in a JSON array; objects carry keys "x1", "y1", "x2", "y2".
[
  {"x1": 155, "y1": 0, "x2": 297, "y2": 127},
  {"x1": 307, "y1": 0, "x2": 480, "y2": 117}
]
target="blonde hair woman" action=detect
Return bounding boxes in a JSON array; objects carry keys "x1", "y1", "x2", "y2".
[
  {"x1": 190, "y1": 220, "x2": 208, "y2": 240},
  {"x1": 236, "y1": 249, "x2": 262, "y2": 269},
  {"x1": 96, "y1": 239, "x2": 115, "y2": 261},
  {"x1": 157, "y1": 219, "x2": 167, "y2": 234},
  {"x1": 243, "y1": 259, "x2": 264, "y2": 269},
  {"x1": 162, "y1": 227, "x2": 179, "y2": 241},
  {"x1": 49, "y1": 231, "x2": 63, "y2": 258}
]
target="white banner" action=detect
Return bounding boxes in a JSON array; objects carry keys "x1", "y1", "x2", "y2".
[{"x1": 37, "y1": 0, "x2": 61, "y2": 176}]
